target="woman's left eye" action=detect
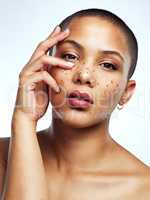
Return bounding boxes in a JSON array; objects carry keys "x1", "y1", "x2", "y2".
[
  {"x1": 61, "y1": 53, "x2": 78, "y2": 62},
  {"x1": 100, "y1": 62, "x2": 117, "y2": 71}
]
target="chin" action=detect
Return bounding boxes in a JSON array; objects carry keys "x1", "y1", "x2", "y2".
[
  {"x1": 52, "y1": 107, "x2": 107, "y2": 129},
  {"x1": 63, "y1": 119, "x2": 93, "y2": 129}
]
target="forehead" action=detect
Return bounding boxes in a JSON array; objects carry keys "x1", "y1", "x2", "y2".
[{"x1": 59, "y1": 16, "x2": 129, "y2": 60}]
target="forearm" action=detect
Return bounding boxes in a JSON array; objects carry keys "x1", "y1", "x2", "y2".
[{"x1": 2, "y1": 112, "x2": 49, "y2": 200}]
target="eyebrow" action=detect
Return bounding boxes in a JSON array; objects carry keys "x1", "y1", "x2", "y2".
[
  {"x1": 58, "y1": 39, "x2": 84, "y2": 51},
  {"x1": 58, "y1": 39, "x2": 125, "y2": 62}
]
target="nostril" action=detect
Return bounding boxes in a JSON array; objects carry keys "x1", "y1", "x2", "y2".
[
  {"x1": 76, "y1": 78, "x2": 82, "y2": 84},
  {"x1": 87, "y1": 81, "x2": 91, "y2": 85}
]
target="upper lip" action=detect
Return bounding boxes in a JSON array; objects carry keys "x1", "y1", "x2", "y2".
[{"x1": 67, "y1": 90, "x2": 94, "y2": 104}]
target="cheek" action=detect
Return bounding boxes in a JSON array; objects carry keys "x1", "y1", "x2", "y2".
[
  {"x1": 49, "y1": 67, "x2": 68, "y2": 83},
  {"x1": 49, "y1": 68, "x2": 69, "y2": 87},
  {"x1": 48, "y1": 69, "x2": 70, "y2": 106},
  {"x1": 96, "y1": 80, "x2": 124, "y2": 109}
]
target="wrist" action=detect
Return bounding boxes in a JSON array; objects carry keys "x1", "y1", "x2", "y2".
[{"x1": 11, "y1": 110, "x2": 37, "y2": 132}]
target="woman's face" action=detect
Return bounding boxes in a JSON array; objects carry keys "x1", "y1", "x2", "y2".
[{"x1": 48, "y1": 16, "x2": 132, "y2": 128}]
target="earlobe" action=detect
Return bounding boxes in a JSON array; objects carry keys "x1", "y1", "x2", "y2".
[{"x1": 118, "y1": 80, "x2": 136, "y2": 106}]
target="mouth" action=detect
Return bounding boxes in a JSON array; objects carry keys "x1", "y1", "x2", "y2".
[{"x1": 67, "y1": 90, "x2": 94, "y2": 109}]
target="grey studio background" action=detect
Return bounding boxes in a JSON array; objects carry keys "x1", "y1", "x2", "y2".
[{"x1": 0, "y1": 0, "x2": 150, "y2": 166}]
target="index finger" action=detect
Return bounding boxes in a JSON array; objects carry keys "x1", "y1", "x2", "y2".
[{"x1": 28, "y1": 28, "x2": 70, "y2": 63}]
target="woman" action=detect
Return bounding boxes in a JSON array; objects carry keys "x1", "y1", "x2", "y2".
[{"x1": 0, "y1": 8, "x2": 150, "y2": 200}]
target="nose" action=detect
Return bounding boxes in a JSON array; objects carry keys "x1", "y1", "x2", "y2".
[{"x1": 72, "y1": 64, "x2": 96, "y2": 88}]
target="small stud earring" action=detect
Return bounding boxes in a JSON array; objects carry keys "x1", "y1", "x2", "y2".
[{"x1": 117, "y1": 104, "x2": 124, "y2": 110}]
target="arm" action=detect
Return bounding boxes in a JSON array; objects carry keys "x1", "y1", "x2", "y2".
[
  {"x1": 1, "y1": 112, "x2": 49, "y2": 200},
  {"x1": 1, "y1": 25, "x2": 73, "y2": 200}
]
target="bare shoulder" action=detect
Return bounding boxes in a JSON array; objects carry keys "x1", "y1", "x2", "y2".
[
  {"x1": 134, "y1": 159, "x2": 150, "y2": 198},
  {"x1": 125, "y1": 148, "x2": 150, "y2": 173},
  {"x1": 133, "y1": 170, "x2": 150, "y2": 199},
  {"x1": 113, "y1": 140, "x2": 150, "y2": 171},
  {"x1": 113, "y1": 141, "x2": 150, "y2": 198}
]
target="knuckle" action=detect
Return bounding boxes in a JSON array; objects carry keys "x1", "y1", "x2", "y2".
[
  {"x1": 18, "y1": 71, "x2": 29, "y2": 86},
  {"x1": 38, "y1": 40, "x2": 47, "y2": 49},
  {"x1": 41, "y1": 70, "x2": 48, "y2": 78},
  {"x1": 41, "y1": 54, "x2": 48, "y2": 62},
  {"x1": 19, "y1": 71, "x2": 25, "y2": 80},
  {"x1": 55, "y1": 57, "x2": 62, "y2": 63},
  {"x1": 19, "y1": 71, "x2": 23, "y2": 79},
  {"x1": 19, "y1": 69, "x2": 28, "y2": 79},
  {"x1": 47, "y1": 37, "x2": 58, "y2": 47},
  {"x1": 38, "y1": 41, "x2": 44, "y2": 47},
  {"x1": 50, "y1": 36, "x2": 57, "y2": 43},
  {"x1": 18, "y1": 76, "x2": 26, "y2": 86},
  {"x1": 50, "y1": 56, "x2": 57, "y2": 65}
]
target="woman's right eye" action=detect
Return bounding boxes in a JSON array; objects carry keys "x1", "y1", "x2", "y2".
[{"x1": 61, "y1": 53, "x2": 78, "y2": 62}]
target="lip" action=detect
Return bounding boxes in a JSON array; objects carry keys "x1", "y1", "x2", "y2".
[
  {"x1": 67, "y1": 90, "x2": 94, "y2": 109},
  {"x1": 67, "y1": 98, "x2": 91, "y2": 109}
]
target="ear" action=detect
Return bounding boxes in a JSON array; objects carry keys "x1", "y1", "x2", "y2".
[{"x1": 118, "y1": 79, "x2": 136, "y2": 106}]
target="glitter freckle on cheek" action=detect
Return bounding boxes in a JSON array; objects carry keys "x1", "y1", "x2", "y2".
[
  {"x1": 60, "y1": 79, "x2": 64, "y2": 84},
  {"x1": 112, "y1": 83, "x2": 121, "y2": 96}
]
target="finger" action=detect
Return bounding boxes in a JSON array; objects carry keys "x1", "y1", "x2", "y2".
[
  {"x1": 24, "y1": 71, "x2": 60, "y2": 93},
  {"x1": 21, "y1": 55, "x2": 74, "y2": 75},
  {"x1": 45, "y1": 26, "x2": 62, "y2": 56},
  {"x1": 28, "y1": 29, "x2": 69, "y2": 63},
  {"x1": 47, "y1": 25, "x2": 61, "y2": 38}
]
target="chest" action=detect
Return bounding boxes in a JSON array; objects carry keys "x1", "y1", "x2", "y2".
[{"x1": 46, "y1": 174, "x2": 141, "y2": 200}]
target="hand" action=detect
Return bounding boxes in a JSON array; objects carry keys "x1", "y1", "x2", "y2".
[{"x1": 13, "y1": 26, "x2": 74, "y2": 123}]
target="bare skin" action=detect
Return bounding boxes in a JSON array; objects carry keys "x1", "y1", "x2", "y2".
[
  {"x1": 0, "y1": 132, "x2": 150, "y2": 200},
  {"x1": 0, "y1": 16, "x2": 150, "y2": 200}
]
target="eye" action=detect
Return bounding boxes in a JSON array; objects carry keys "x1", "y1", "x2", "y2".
[
  {"x1": 100, "y1": 62, "x2": 117, "y2": 71},
  {"x1": 61, "y1": 53, "x2": 78, "y2": 62}
]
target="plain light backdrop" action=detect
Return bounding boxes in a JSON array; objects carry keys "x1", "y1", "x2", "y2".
[{"x1": 0, "y1": 0, "x2": 150, "y2": 166}]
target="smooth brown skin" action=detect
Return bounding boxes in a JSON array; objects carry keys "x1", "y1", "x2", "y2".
[{"x1": 0, "y1": 16, "x2": 150, "y2": 200}]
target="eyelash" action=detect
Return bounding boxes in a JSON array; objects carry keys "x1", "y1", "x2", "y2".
[
  {"x1": 61, "y1": 53, "x2": 78, "y2": 62},
  {"x1": 100, "y1": 62, "x2": 117, "y2": 71},
  {"x1": 61, "y1": 53, "x2": 117, "y2": 71}
]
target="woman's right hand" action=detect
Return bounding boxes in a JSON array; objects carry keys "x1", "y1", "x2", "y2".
[{"x1": 12, "y1": 26, "x2": 74, "y2": 123}]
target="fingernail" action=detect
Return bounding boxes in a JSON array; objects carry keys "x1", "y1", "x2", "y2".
[
  {"x1": 63, "y1": 28, "x2": 69, "y2": 33},
  {"x1": 66, "y1": 62, "x2": 75, "y2": 67},
  {"x1": 55, "y1": 86, "x2": 60, "y2": 93},
  {"x1": 55, "y1": 25, "x2": 61, "y2": 32}
]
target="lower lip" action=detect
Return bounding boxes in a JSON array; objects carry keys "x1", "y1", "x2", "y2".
[{"x1": 67, "y1": 98, "x2": 91, "y2": 109}]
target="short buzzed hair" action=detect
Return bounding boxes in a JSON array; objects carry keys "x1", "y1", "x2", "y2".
[{"x1": 52, "y1": 8, "x2": 138, "y2": 80}]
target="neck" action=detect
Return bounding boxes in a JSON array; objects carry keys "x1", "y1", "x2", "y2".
[{"x1": 48, "y1": 112, "x2": 114, "y2": 172}]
